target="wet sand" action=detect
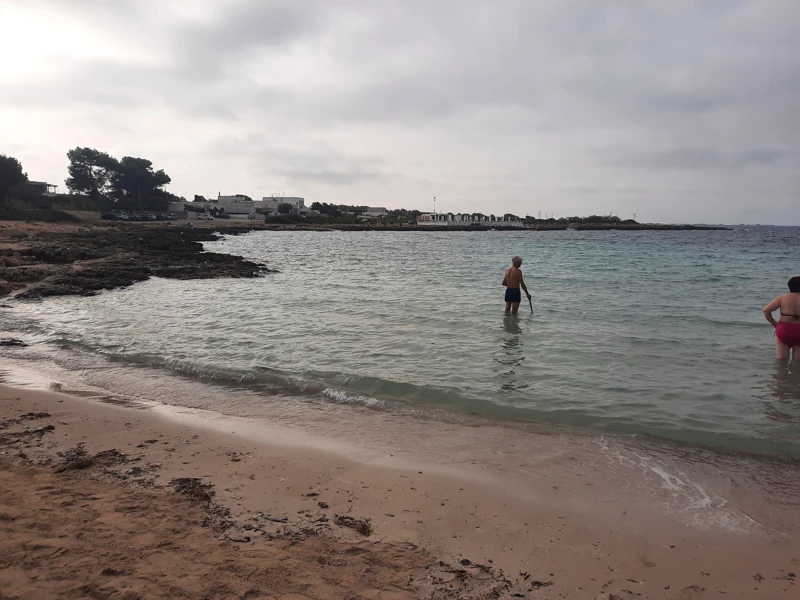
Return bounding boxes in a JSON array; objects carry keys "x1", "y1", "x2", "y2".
[{"x1": 1, "y1": 382, "x2": 798, "y2": 599}]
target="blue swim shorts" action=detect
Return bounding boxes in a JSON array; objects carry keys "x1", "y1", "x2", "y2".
[{"x1": 504, "y1": 287, "x2": 521, "y2": 303}]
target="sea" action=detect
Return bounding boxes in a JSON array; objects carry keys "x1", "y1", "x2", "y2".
[{"x1": 2, "y1": 227, "x2": 800, "y2": 459}]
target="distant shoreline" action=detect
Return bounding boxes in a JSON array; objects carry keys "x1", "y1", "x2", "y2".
[{"x1": 267, "y1": 223, "x2": 732, "y2": 232}]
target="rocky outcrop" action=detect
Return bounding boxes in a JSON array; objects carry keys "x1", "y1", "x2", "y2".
[{"x1": 1, "y1": 225, "x2": 270, "y2": 300}]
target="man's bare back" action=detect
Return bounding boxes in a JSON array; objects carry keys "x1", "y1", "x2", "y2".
[{"x1": 503, "y1": 266, "x2": 523, "y2": 289}]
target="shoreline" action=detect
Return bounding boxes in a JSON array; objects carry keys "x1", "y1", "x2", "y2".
[
  {"x1": 265, "y1": 223, "x2": 733, "y2": 232},
  {"x1": 1, "y1": 375, "x2": 799, "y2": 598}
]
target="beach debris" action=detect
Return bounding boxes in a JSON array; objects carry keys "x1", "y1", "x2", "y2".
[
  {"x1": 93, "y1": 449, "x2": 128, "y2": 467},
  {"x1": 334, "y1": 515, "x2": 373, "y2": 536},
  {"x1": 753, "y1": 573, "x2": 764, "y2": 582},
  {"x1": 305, "y1": 492, "x2": 319, "y2": 498},
  {"x1": 317, "y1": 501, "x2": 329, "y2": 509},
  {"x1": 22, "y1": 412, "x2": 50, "y2": 420},
  {"x1": 54, "y1": 446, "x2": 129, "y2": 473},
  {"x1": 0, "y1": 338, "x2": 27, "y2": 347},
  {"x1": 0, "y1": 423, "x2": 56, "y2": 446},
  {"x1": 530, "y1": 580, "x2": 553, "y2": 589},
  {"x1": 260, "y1": 513, "x2": 288, "y2": 524},
  {"x1": 55, "y1": 443, "x2": 94, "y2": 472},
  {"x1": 29, "y1": 424, "x2": 55, "y2": 436},
  {"x1": 0, "y1": 412, "x2": 50, "y2": 429},
  {"x1": 169, "y1": 477, "x2": 215, "y2": 503}
]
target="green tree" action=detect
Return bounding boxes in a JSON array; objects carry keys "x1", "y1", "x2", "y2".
[
  {"x1": 0, "y1": 154, "x2": 27, "y2": 197},
  {"x1": 277, "y1": 202, "x2": 293, "y2": 214},
  {"x1": 110, "y1": 156, "x2": 170, "y2": 199},
  {"x1": 65, "y1": 147, "x2": 118, "y2": 199},
  {"x1": 193, "y1": 194, "x2": 206, "y2": 202},
  {"x1": 110, "y1": 156, "x2": 172, "y2": 211}
]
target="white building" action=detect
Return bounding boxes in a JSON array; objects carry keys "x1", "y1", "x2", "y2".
[
  {"x1": 259, "y1": 196, "x2": 306, "y2": 215},
  {"x1": 220, "y1": 201, "x2": 257, "y2": 220},
  {"x1": 416, "y1": 213, "x2": 524, "y2": 228},
  {"x1": 363, "y1": 207, "x2": 388, "y2": 217},
  {"x1": 217, "y1": 194, "x2": 252, "y2": 203}
]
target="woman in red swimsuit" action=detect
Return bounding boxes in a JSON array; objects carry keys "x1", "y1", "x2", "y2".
[{"x1": 763, "y1": 277, "x2": 800, "y2": 359}]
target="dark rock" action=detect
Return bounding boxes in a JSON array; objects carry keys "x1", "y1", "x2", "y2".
[
  {"x1": 0, "y1": 279, "x2": 12, "y2": 296},
  {"x1": 0, "y1": 338, "x2": 27, "y2": 347},
  {"x1": 14, "y1": 226, "x2": 270, "y2": 301}
]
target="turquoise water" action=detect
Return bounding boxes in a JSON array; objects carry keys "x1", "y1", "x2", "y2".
[{"x1": 2, "y1": 228, "x2": 800, "y2": 455}]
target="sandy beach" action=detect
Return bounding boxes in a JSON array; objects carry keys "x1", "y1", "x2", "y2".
[{"x1": 1, "y1": 380, "x2": 797, "y2": 599}]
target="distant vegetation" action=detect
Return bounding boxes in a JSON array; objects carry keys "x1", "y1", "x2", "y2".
[
  {"x1": 2, "y1": 150, "x2": 640, "y2": 226},
  {"x1": 0, "y1": 154, "x2": 76, "y2": 221},
  {"x1": 1, "y1": 149, "x2": 182, "y2": 221},
  {"x1": 65, "y1": 147, "x2": 175, "y2": 212},
  {"x1": 530, "y1": 215, "x2": 637, "y2": 225}
]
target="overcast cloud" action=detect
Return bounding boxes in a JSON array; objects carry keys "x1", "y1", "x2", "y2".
[{"x1": 1, "y1": 0, "x2": 798, "y2": 223}]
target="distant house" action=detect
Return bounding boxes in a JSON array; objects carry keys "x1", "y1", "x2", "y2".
[
  {"x1": 259, "y1": 196, "x2": 306, "y2": 216},
  {"x1": 221, "y1": 201, "x2": 257, "y2": 220},
  {"x1": 217, "y1": 194, "x2": 252, "y2": 203},
  {"x1": 363, "y1": 207, "x2": 388, "y2": 218},
  {"x1": 23, "y1": 181, "x2": 58, "y2": 197},
  {"x1": 417, "y1": 213, "x2": 524, "y2": 228}
]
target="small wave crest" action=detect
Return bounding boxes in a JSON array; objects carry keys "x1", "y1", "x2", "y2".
[{"x1": 322, "y1": 388, "x2": 384, "y2": 408}]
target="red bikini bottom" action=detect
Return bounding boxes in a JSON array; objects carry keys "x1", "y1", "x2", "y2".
[{"x1": 776, "y1": 322, "x2": 800, "y2": 347}]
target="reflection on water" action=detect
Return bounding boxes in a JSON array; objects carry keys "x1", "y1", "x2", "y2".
[
  {"x1": 495, "y1": 316, "x2": 527, "y2": 392},
  {"x1": 765, "y1": 362, "x2": 800, "y2": 424}
]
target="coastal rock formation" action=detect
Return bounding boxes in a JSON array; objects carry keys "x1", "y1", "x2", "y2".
[{"x1": 0, "y1": 225, "x2": 269, "y2": 300}]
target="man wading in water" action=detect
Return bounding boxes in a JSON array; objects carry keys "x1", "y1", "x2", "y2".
[{"x1": 502, "y1": 255, "x2": 531, "y2": 315}]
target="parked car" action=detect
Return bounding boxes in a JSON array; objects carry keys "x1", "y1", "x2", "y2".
[
  {"x1": 145, "y1": 214, "x2": 157, "y2": 221},
  {"x1": 117, "y1": 214, "x2": 129, "y2": 221},
  {"x1": 197, "y1": 213, "x2": 213, "y2": 221},
  {"x1": 100, "y1": 212, "x2": 117, "y2": 220},
  {"x1": 214, "y1": 213, "x2": 230, "y2": 219},
  {"x1": 164, "y1": 214, "x2": 178, "y2": 221}
]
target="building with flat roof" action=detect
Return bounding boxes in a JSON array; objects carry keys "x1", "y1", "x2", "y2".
[
  {"x1": 23, "y1": 181, "x2": 58, "y2": 197},
  {"x1": 363, "y1": 207, "x2": 388, "y2": 217},
  {"x1": 417, "y1": 213, "x2": 524, "y2": 228}
]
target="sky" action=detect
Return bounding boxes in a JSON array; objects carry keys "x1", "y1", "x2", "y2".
[{"x1": 1, "y1": 0, "x2": 798, "y2": 224}]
